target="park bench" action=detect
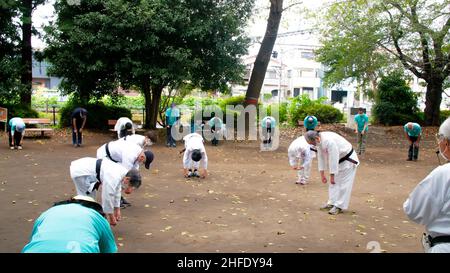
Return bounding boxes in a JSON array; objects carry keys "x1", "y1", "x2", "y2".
[
  {"x1": 108, "y1": 119, "x2": 144, "y2": 134},
  {"x1": 108, "y1": 119, "x2": 117, "y2": 132},
  {"x1": 22, "y1": 118, "x2": 53, "y2": 137}
]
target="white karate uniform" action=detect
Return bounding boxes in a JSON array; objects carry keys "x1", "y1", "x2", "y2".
[
  {"x1": 316, "y1": 132, "x2": 359, "y2": 210},
  {"x1": 114, "y1": 117, "x2": 135, "y2": 139},
  {"x1": 118, "y1": 134, "x2": 146, "y2": 148},
  {"x1": 288, "y1": 136, "x2": 315, "y2": 182},
  {"x1": 96, "y1": 140, "x2": 143, "y2": 170},
  {"x1": 403, "y1": 163, "x2": 450, "y2": 253},
  {"x1": 69, "y1": 157, "x2": 128, "y2": 214},
  {"x1": 183, "y1": 133, "x2": 208, "y2": 170}
]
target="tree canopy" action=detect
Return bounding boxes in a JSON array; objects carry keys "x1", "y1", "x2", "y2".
[
  {"x1": 44, "y1": 0, "x2": 254, "y2": 128},
  {"x1": 316, "y1": 0, "x2": 450, "y2": 125}
]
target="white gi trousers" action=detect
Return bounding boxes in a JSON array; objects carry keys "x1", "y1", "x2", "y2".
[
  {"x1": 428, "y1": 243, "x2": 450, "y2": 253},
  {"x1": 327, "y1": 159, "x2": 358, "y2": 210},
  {"x1": 71, "y1": 175, "x2": 98, "y2": 199},
  {"x1": 297, "y1": 160, "x2": 312, "y2": 181}
]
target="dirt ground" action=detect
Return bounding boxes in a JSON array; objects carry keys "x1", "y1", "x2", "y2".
[{"x1": 0, "y1": 124, "x2": 442, "y2": 253}]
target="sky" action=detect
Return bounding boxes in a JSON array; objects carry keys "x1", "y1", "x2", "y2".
[{"x1": 32, "y1": 0, "x2": 330, "y2": 50}]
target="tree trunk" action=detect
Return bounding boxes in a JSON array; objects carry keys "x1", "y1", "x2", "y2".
[
  {"x1": 424, "y1": 79, "x2": 443, "y2": 126},
  {"x1": 149, "y1": 84, "x2": 163, "y2": 130},
  {"x1": 20, "y1": 0, "x2": 33, "y2": 105},
  {"x1": 244, "y1": 0, "x2": 283, "y2": 106},
  {"x1": 143, "y1": 81, "x2": 152, "y2": 129}
]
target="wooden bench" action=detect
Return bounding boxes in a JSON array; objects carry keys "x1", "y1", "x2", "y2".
[
  {"x1": 108, "y1": 119, "x2": 117, "y2": 132},
  {"x1": 22, "y1": 118, "x2": 53, "y2": 137},
  {"x1": 108, "y1": 119, "x2": 145, "y2": 133}
]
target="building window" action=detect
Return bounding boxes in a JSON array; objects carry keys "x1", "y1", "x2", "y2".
[
  {"x1": 301, "y1": 51, "x2": 315, "y2": 60},
  {"x1": 271, "y1": 89, "x2": 278, "y2": 97},
  {"x1": 293, "y1": 88, "x2": 300, "y2": 97},
  {"x1": 300, "y1": 69, "x2": 315, "y2": 78},
  {"x1": 331, "y1": 90, "x2": 348, "y2": 103},
  {"x1": 267, "y1": 69, "x2": 277, "y2": 79},
  {"x1": 303, "y1": 87, "x2": 314, "y2": 98}
]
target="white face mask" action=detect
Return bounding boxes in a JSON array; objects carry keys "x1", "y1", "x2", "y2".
[{"x1": 439, "y1": 145, "x2": 449, "y2": 161}]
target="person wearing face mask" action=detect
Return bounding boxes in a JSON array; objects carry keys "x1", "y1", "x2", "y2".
[
  {"x1": 403, "y1": 117, "x2": 450, "y2": 253},
  {"x1": 304, "y1": 130, "x2": 359, "y2": 215}
]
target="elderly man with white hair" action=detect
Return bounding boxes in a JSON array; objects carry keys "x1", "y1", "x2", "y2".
[
  {"x1": 403, "y1": 117, "x2": 450, "y2": 253},
  {"x1": 304, "y1": 130, "x2": 359, "y2": 215}
]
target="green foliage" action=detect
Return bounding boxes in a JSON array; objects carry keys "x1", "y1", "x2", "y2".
[
  {"x1": 31, "y1": 95, "x2": 64, "y2": 109},
  {"x1": 372, "y1": 72, "x2": 419, "y2": 125},
  {"x1": 102, "y1": 94, "x2": 145, "y2": 109},
  {"x1": 262, "y1": 103, "x2": 288, "y2": 124},
  {"x1": 441, "y1": 110, "x2": 450, "y2": 123},
  {"x1": 288, "y1": 95, "x2": 342, "y2": 125},
  {"x1": 315, "y1": 0, "x2": 450, "y2": 125},
  {"x1": 59, "y1": 97, "x2": 131, "y2": 129},
  {"x1": 44, "y1": 0, "x2": 254, "y2": 129},
  {"x1": 263, "y1": 93, "x2": 272, "y2": 101},
  {"x1": 0, "y1": 104, "x2": 39, "y2": 120}
]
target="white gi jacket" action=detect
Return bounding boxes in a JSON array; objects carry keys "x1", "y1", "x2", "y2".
[
  {"x1": 316, "y1": 132, "x2": 359, "y2": 174},
  {"x1": 118, "y1": 134, "x2": 146, "y2": 148},
  {"x1": 288, "y1": 136, "x2": 314, "y2": 168},
  {"x1": 183, "y1": 133, "x2": 208, "y2": 169},
  {"x1": 114, "y1": 117, "x2": 135, "y2": 138},
  {"x1": 96, "y1": 140, "x2": 143, "y2": 170},
  {"x1": 70, "y1": 157, "x2": 128, "y2": 214},
  {"x1": 404, "y1": 163, "x2": 450, "y2": 239}
]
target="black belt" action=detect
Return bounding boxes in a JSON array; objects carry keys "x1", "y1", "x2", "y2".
[
  {"x1": 105, "y1": 142, "x2": 118, "y2": 163},
  {"x1": 310, "y1": 147, "x2": 317, "y2": 153},
  {"x1": 86, "y1": 159, "x2": 102, "y2": 194},
  {"x1": 429, "y1": 235, "x2": 450, "y2": 247},
  {"x1": 93, "y1": 159, "x2": 103, "y2": 193},
  {"x1": 339, "y1": 148, "x2": 358, "y2": 165}
]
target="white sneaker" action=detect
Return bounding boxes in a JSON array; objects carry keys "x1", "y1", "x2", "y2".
[
  {"x1": 295, "y1": 179, "x2": 307, "y2": 185},
  {"x1": 18, "y1": 146, "x2": 22, "y2": 150},
  {"x1": 10, "y1": 147, "x2": 14, "y2": 150},
  {"x1": 328, "y1": 206, "x2": 343, "y2": 215}
]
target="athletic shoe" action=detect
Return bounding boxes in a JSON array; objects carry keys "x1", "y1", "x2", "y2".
[
  {"x1": 320, "y1": 204, "x2": 334, "y2": 211},
  {"x1": 120, "y1": 197, "x2": 131, "y2": 208},
  {"x1": 328, "y1": 206, "x2": 343, "y2": 215},
  {"x1": 10, "y1": 146, "x2": 14, "y2": 150},
  {"x1": 295, "y1": 179, "x2": 307, "y2": 185},
  {"x1": 18, "y1": 146, "x2": 22, "y2": 150}
]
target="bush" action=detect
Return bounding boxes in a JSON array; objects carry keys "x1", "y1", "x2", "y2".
[
  {"x1": 441, "y1": 110, "x2": 450, "y2": 123},
  {"x1": 288, "y1": 95, "x2": 343, "y2": 125},
  {"x1": 59, "y1": 98, "x2": 131, "y2": 129},
  {"x1": 0, "y1": 104, "x2": 39, "y2": 130},
  {"x1": 373, "y1": 72, "x2": 419, "y2": 125},
  {"x1": 0, "y1": 103, "x2": 39, "y2": 120},
  {"x1": 262, "y1": 103, "x2": 288, "y2": 124}
]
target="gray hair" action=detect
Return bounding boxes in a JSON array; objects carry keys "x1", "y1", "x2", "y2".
[
  {"x1": 439, "y1": 117, "x2": 450, "y2": 140},
  {"x1": 126, "y1": 168, "x2": 142, "y2": 188},
  {"x1": 304, "y1": 130, "x2": 319, "y2": 142}
]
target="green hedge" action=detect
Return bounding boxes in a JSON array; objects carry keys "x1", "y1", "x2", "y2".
[
  {"x1": 288, "y1": 95, "x2": 343, "y2": 126},
  {"x1": 59, "y1": 101, "x2": 132, "y2": 130},
  {"x1": 0, "y1": 104, "x2": 39, "y2": 120}
]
